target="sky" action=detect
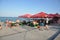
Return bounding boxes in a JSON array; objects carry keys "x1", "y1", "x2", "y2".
[{"x1": 0, "y1": 0, "x2": 60, "y2": 17}]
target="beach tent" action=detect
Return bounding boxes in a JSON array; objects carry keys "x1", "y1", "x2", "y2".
[
  {"x1": 19, "y1": 14, "x2": 32, "y2": 18},
  {"x1": 30, "y1": 12, "x2": 48, "y2": 18}
]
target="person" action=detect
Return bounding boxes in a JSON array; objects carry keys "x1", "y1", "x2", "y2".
[
  {"x1": 37, "y1": 20, "x2": 41, "y2": 30},
  {"x1": 8, "y1": 20, "x2": 12, "y2": 28},
  {"x1": 39, "y1": 19, "x2": 45, "y2": 31},
  {"x1": 45, "y1": 18, "x2": 49, "y2": 30},
  {"x1": 0, "y1": 24, "x2": 2, "y2": 30},
  {"x1": 32, "y1": 20, "x2": 38, "y2": 28},
  {"x1": 22, "y1": 20, "x2": 27, "y2": 25},
  {"x1": 15, "y1": 19, "x2": 20, "y2": 27},
  {"x1": 5, "y1": 19, "x2": 9, "y2": 28}
]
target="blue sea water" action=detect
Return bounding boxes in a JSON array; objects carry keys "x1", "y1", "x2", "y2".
[
  {"x1": 0, "y1": 17, "x2": 28, "y2": 22},
  {"x1": 0, "y1": 17, "x2": 45, "y2": 22}
]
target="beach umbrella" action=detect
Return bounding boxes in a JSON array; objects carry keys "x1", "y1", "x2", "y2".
[
  {"x1": 47, "y1": 14, "x2": 54, "y2": 18},
  {"x1": 53, "y1": 13, "x2": 60, "y2": 17},
  {"x1": 23, "y1": 14, "x2": 32, "y2": 18},
  {"x1": 47, "y1": 13, "x2": 60, "y2": 18},
  {"x1": 31, "y1": 12, "x2": 48, "y2": 18},
  {"x1": 57, "y1": 14, "x2": 60, "y2": 17},
  {"x1": 19, "y1": 14, "x2": 32, "y2": 18},
  {"x1": 37, "y1": 12, "x2": 48, "y2": 18}
]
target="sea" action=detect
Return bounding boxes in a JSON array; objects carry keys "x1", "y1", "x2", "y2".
[
  {"x1": 0, "y1": 17, "x2": 30, "y2": 22},
  {"x1": 0, "y1": 17, "x2": 48, "y2": 22}
]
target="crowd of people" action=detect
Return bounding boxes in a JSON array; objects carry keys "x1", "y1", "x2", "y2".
[
  {"x1": 31, "y1": 18, "x2": 49, "y2": 30},
  {"x1": 0, "y1": 18, "x2": 49, "y2": 31}
]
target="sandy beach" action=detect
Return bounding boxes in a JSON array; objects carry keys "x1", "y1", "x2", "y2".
[{"x1": 0, "y1": 22, "x2": 60, "y2": 40}]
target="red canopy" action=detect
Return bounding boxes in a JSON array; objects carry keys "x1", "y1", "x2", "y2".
[
  {"x1": 31, "y1": 12, "x2": 48, "y2": 18},
  {"x1": 53, "y1": 14, "x2": 60, "y2": 17},
  {"x1": 19, "y1": 14, "x2": 32, "y2": 18},
  {"x1": 47, "y1": 14, "x2": 60, "y2": 18},
  {"x1": 47, "y1": 14, "x2": 54, "y2": 18}
]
